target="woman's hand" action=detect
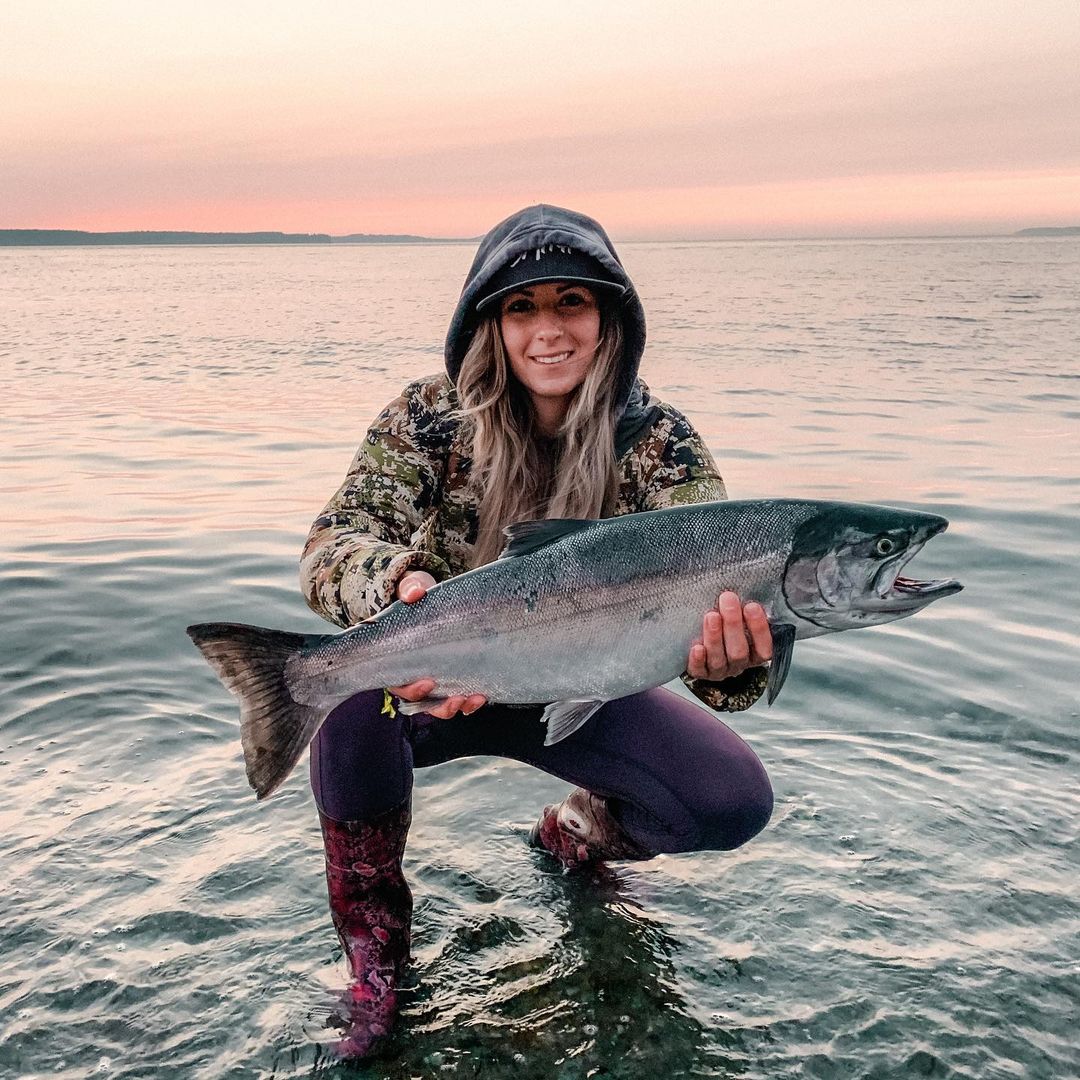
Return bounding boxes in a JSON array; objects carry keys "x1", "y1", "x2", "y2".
[
  {"x1": 687, "y1": 591, "x2": 773, "y2": 682},
  {"x1": 389, "y1": 571, "x2": 487, "y2": 718},
  {"x1": 396, "y1": 570, "x2": 437, "y2": 604}
]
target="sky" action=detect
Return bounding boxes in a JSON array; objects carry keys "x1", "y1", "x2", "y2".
[{"x1": 2, "y1": 1, "x2": 1078, "y2": 239}]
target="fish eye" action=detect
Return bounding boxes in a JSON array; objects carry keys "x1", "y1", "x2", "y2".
[{"x1": 874, "y1": 537, "x2": 897, "y2": 557}]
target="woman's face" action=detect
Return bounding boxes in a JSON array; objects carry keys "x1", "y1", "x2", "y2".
[{"x1": 498, "y1": 281, "x2": 602, "y2": 429}]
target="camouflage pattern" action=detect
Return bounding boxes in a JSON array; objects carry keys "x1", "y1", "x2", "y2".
[{"x1": 301, "y1": 373, "x2": 765, "y2": 713}]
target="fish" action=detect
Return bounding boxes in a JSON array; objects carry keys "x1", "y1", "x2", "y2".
[{"x1": 187, "y1": 499, "x2": 962, "y2": 800}]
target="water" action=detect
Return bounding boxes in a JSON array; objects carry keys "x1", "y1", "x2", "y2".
[{"x1": 1, "y1": 238, "x2": 1077, "y2": 1079}]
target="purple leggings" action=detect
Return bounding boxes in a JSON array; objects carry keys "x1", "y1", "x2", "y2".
[{"x1": 310, "y1": 688, "x2": 773, "y2": 854}]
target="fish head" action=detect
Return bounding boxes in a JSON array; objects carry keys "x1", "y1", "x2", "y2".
[{"x1": 781, "y1": 503, "x2": 963, "y2": 631}]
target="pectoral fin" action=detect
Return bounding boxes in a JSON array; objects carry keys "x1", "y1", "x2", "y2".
[
  {"x1": 542, "y1": 699, "x2": 607, "y2": 745},
  {"x1": 396, "y1": 697, "x2": 446, "y2": 716},
  {"x1": 767, "y1": 623, "x2": 797, "y2": 705}
]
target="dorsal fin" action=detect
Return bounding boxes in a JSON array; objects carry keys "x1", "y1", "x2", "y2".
[{"x1": 498, "y1": 518, "x2": 599, "y2": 559}]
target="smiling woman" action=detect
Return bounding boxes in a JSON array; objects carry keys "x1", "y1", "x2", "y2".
[
  {"x1": 457, "y1": 269, "x2": 627, "y2": 564},
  {"x1": 292, "y1": 204, "x2": 775, "y2": 1058},
  {"x1": 497, "y1": 283, "x2": 602, "y2": 424}
]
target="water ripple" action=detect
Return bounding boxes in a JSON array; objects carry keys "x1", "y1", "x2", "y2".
[{"x1": 1, "y1": 239, "x2": 1078, "y2": 1078}]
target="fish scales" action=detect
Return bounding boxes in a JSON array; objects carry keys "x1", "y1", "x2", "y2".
[
  {"x1": 187, "y1": 498, "x2": 962, "y2": 799},
  {"x1": 290, "y1": 501, "x2": 795, "y2": 705}
]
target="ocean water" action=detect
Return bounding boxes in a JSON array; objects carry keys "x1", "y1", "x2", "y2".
[{"x1": 1, "y1": 237, "x2": 1077, "y2": 1079}]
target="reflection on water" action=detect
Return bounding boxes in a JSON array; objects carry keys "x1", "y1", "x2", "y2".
[
  {"x1": 1, "y1": 238, "x2": 1078, "y2": 1078},
  {"x1": 378, "y1": 864, "x2": 719, "y2": 1079}
]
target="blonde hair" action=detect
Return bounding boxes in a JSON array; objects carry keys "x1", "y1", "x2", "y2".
[{"x1": 456, "y1": 304, "x2": 624, "y2": 566}]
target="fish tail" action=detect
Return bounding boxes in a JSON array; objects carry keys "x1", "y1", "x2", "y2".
[{"x1": 186, "y1": 622, "x2": 328, "y2": 801}]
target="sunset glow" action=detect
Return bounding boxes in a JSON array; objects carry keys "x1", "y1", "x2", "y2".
[{"x1": 3, "y1": 1, "x2": 1077, "y2": 238}]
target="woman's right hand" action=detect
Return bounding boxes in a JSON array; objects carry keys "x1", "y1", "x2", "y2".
[{"x1": 389, "y1": 571, "x2": 487, "y2": 718}]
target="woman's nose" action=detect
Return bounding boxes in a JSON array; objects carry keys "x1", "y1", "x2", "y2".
[{"x1": 533, "y1": 308, "x2": 564, "y2": 338}]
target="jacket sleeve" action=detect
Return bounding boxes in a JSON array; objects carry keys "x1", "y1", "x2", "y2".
[
  {"x1": 636, "y1": 410, "x2": 727, "y2": 510},
  {"x1": 634, "y1": 407, "x2": 768, "y2": 713},
  {"x1": 300, "y1": 382, "x2": 453, "y2": 628}
]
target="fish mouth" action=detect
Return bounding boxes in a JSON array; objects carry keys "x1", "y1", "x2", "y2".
[
  {"x1": 888, "y1": 573, "x2": 964, "y2": 606},
  {"x1": 865, "y1": 537, "x2": 963, "y2": 613}
]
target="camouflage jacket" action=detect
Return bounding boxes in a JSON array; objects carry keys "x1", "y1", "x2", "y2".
[{"x1": 301, "y1": 373, "x2": 767, "y2": 712}]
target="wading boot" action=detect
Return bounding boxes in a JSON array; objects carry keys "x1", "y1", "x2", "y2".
[
  {"x1": 529, "y1": 788, "x2": 652, "y2": 870},
  {"x1": 319, "y1": 801, "x2": 412, "y2": 1059}
]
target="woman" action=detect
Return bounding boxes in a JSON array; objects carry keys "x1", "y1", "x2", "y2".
[{"x1": 301, "y1": 205, "x2": 774, "y2": 1057}]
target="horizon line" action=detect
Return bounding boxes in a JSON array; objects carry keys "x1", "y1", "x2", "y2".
[{"x1": 3, "y1": 226, "x2": 1078, "y2": 247}]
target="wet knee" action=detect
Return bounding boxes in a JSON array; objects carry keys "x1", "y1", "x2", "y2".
[
  {"x1": 724, "y1": 771, "x2": 774, "y2": 849},
  {"x1": 696, "y1": 759, "x2": 774, "y2": 851}
]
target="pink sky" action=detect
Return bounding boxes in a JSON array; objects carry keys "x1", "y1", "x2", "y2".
[{"x1": 3, "y1": 2, "x2": 1078, "y2": 238}]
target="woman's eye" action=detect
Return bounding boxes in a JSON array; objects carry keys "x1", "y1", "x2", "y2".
[
  {"x1": 874, "y1": 537, "x2": 897, "y2": 557},
  {"x1": 504, "y1": 298, "x2": 533, "y2": 315},
  {"x1": 559, "y1": 293, "x2": 587, "y2": 308}
]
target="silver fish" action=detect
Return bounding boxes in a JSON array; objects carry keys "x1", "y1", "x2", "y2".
[{"x1": 188, "y1": 499, "x2": 962, "y2": 800}]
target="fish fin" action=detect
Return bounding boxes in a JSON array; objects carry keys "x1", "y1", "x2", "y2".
[
  {"x1": 542, "y1": 699, "x2": 607, "y2": 745},
  {"x1": 499, "y1": 518, "x2": 598, "y2": 559},
  {"x1": 767, "y1": 623, "x2": 797, "y2": 705},
  {"x1": 395, "y1": 696, "x2": 445, "y2": 716},
  {"x1": 186, "y1": 622, "x2": 328, "y2": 801}
]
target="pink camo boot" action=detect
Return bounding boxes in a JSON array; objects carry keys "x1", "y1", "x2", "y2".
[
  {"x1": 529, "y1": 788, "x2": 652, "y2": 870},
  {"x1": 319, "y1": 801, "x2": 412, "y2": 1059}
]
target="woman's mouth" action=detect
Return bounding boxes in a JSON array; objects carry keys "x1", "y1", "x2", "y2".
[{"x1": 530, "y1": 351, "x2": 573, "y2": 365}]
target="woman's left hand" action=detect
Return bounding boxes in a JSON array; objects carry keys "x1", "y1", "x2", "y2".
[{"x1": 687, "y1": 591, "x2": 773, "y2": 681}]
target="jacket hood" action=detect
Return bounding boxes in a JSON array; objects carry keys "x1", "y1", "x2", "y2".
[{"x1": 444, "y1": 205, "x2": 653, "y2": 452}]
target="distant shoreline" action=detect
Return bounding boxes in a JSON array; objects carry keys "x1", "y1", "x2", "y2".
[
  {"x1": 1, "y1": 227, "x2": 1077, "y2": 247},
  {"x1": 1013, "y1": 226, "x2": 1080, "y2": 237},
  {"x1": 0, "y1": 229, "x2": 474, "y2": 247}
]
